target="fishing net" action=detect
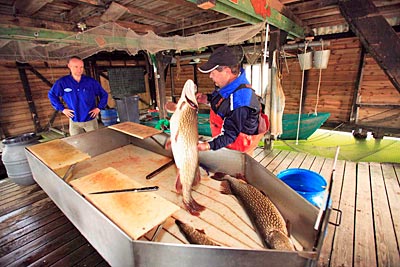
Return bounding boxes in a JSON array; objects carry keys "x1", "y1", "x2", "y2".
[{"x1": 0, "y1": 22, "x2": 265, "y2": 62}]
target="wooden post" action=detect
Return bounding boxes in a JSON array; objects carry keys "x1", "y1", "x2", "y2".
[
  {"x1": 16, "y1": 62, "x2": 42, "y2": 133},
  {"x1": 153, "y1": 52, "x2": 172, "y2": 119},
  {"x1": 349, "y1": 46, "x2": 366, "y2": 124}
]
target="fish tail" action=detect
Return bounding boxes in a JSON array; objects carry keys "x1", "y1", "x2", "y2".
[
  {"x1": 175, "y1": 171, "x2": 182, "y2": 194},
  {"x1": 267, "y1": 230, "x2": 295, "y2": 251},
  {"x1": 183, "y1": 197, "x2": 205, "y2": 216}
]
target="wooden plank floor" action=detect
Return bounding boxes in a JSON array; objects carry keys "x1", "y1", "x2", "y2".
[{"x1": 1, "y1": 148, "x2": 399, "y2": 267}]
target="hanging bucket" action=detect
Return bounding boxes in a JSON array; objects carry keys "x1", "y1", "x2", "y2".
[
  {"x1": 1, "y1": 132, "x2": 39, "y2": 185},
  {"x1": 100, "y1": 109, "x2": 118, "y2": 126},
  {"x1": 313, "y1": 50, "x2": 331, "y2": 69},
  {"x1": 298, "y1": 52, "x2": 313, "y2": 70},
  {"x1": 277, "y1": 168, "x2": 327, "y2": 208}
]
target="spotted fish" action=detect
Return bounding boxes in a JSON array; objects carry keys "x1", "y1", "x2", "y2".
[
  {"x1": 175, "y1": 220, "x2": 220, "y2": 246},
  {"x1": 211, "y1": 172, "x2": 295, "y2": 251},
  {"x1": 167, "y1": 79, "x2": 205, "y2": 216}
]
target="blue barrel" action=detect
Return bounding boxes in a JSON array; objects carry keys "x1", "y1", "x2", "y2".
[
  {"x1": 277, "y1": 168, "x2": 327, "y2": 208},
  {"x1": 100, "y1": 109, "x2": 118, "y2": 126},
  {"x1": 2, "y1": 132, "x2": 39, "y2": 185}
]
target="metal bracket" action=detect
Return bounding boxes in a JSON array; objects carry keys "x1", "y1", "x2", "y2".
[{"x1": 329, "y1": 207, "x2": 342, "y2": 227}]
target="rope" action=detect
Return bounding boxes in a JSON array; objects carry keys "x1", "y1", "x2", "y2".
[
  {"x1": 314, "y1": 40, "x2": 324, "y2": 115},
  {"x1": 296, "y1": 41, "x2": 309, "y2": 145},
  {"x1": 282, "y1": 47, "x2": 290, "y2": 74}
]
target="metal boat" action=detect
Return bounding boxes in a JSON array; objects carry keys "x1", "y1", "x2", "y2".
[{"x1": 25, "y1": 126, "x2": 332, "y2": 267}]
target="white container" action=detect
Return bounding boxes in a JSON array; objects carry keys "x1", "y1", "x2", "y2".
[
  {"x1": 313, "y1": 50, "x2": 331, "y2": 69},
  {"x1": 2, "y1": 132, "x2": 39, "y2": 185},
  {"x1": 298, "y1": 51, "x2": 313, "y2": 70}
]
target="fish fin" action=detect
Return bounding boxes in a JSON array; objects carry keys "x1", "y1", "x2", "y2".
[
  {"x1": 192, "y1": 167, "x2": 201, "y2": 187},
  {"x1": 220, "y1": 180, "x2": 232, "y2": 195},
  {"x1": 197, "y1": 229, "x2": 206, "y2": 234},
  {"x1": 165, "y1": 138, "x2": 171, "y2": 150},
  {"x1": 165, "y1": 102, "x2": 177, "y2": 113},
  {"x1": 235, "y1": 173, "x2": 248, "y2": 183},
  {"x1": 286, "y1": 219, "x2": 292, "y2": 237},
  {"x1": 175, "y1": 171, "x2": 182, "y2": 194},
  {"x1": 211, "y1": 172, "x2": 227, "y2": 181},
  {"x1": 174, "y1": 128, "x2": 180, "y2": 142},
  {"x1": 184, "y1": 198, "x2": 205, "y2": 216}
]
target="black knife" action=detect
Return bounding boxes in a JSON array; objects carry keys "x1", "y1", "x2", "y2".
[{"x1": 90, "y1": 186, "x2": 159, "y2": 195}]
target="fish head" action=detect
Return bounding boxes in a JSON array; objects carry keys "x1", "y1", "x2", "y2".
[{"x1": 178, "y1": 79, "x2": 198, "y2": 111}]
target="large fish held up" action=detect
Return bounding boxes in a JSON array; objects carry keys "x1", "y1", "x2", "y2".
[
  {"x1": 211, "y1": 172, "x2": 295, "y2": 251},
  {"x1": 166, "y1": 79, "x2": 205, "y2": 216}
]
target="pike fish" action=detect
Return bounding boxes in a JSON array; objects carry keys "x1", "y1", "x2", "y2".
[
  {"x1": 175, "y1": 219, "x2": 220, "y2": 246},
  {"x1": 211, "y1": 172, "x2": 295, "y2": 251},
  {"x1": 167, "y1": 79, "x2": 205, "y2": 216}
]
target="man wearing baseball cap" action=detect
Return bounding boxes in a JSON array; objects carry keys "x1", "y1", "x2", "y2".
[{"x1": 197, "y1": 45, "x2": 269, "y2": 155}]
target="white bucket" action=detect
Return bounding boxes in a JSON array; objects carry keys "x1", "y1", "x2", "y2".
[
  {"x1": 313, "y1": 50, "x2": 331, "y2": 69},
  {"x1": 298, "y1": 52, "x2": 313, "y2": 70}
]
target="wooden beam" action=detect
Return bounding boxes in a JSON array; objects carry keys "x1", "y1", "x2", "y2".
[
  {"x1": 162, "y1": 18, "x2": 248, "y2": 36},
  {"x1": 116, "y1": 21, "x2": 156, "y2": 33},
  {"x1": 14, "y1": 0, "x2": 54, "y2": 16},
  {"x1": 124, "y1": 5, "x2": 177, "y2": 25},
  {"x1": 66, "y1": 4, "x2": 101, "y2": 23},
  {"x1": 186, "y1": 0, "x2": 305, "y2": 38},
  {"x1": 101, "y1": 2, "x2": 127, "y2": 22},
  {"x1": 16, "y1": 62, "x2": 43, "y2": 133},
  {"x1": 157, "y1": 13, "x2": 233, "y2": 34},
  {"x1": 339, "y1": 0, "x2": 400, "y2": 93},
  {"x1": 350, "y1": 46, "x2": 366, "y2": 124}
]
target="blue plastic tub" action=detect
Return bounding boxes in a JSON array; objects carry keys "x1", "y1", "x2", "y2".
[{"x1": 277, "y1": 168, "x2": 327, "y2": 208}]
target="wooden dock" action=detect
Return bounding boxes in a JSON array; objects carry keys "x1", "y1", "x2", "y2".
[{"x1": 1, "y1": 148, "x2": 399, "y2": 267}]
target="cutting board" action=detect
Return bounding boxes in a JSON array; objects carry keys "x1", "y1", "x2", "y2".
[
  {"x1": 108, "y1": 122, "x2": 163, "y2": 139},
  {"x1": 27, "y1": 139, "x2": 91, "y2": 177},
  {"x1": 69, "y1": 167, "x2": 180, "y2": 240}
]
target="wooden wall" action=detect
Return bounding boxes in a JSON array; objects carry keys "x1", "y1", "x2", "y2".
[
  {"x1": 0, "y1": 60, "x2": 70, "y2": 137},
  {"x1": 281, "y1": 36, "x2": 399, "y2": 131},
  {"x1": 282, "y1": 37, "x2": 362, "y2": 122},
  {"x1": 165, "y1": 63, "x2": 214, "y2": 111}
]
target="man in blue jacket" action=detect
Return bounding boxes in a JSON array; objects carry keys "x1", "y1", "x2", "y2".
[
  {"x1": 196, "y1": 45, "x2": 269, "y2": 155},
  {"x1": 48, "y1": 56, "x2": 109, "y2": 136}
]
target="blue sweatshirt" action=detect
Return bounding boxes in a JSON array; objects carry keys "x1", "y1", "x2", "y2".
[
  {"x1": 208, "y1": 69, "x2": 261, "y2": 150},
  {"x1": 48, "y1": 75, "x2": 108, "y2": 122}
]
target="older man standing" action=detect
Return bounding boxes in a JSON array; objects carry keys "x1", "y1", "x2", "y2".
[{"x1": 48, "y1": 56, "x2": 109, "y2": 136}]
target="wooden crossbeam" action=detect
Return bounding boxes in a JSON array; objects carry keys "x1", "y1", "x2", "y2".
[{"x1": 339, "y1": 0, "x2": 400, "y2": 93}]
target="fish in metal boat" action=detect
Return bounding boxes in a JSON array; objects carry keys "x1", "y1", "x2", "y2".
[
  {"x1": 175, "y1": 219, "x2": 220, "y2": 246},
  {"x1": 211, "y1": 172, "x2": 295, "y2": 251},
  {"x1": 166, "y1": 79, "x2": 205, "y2": 216}
]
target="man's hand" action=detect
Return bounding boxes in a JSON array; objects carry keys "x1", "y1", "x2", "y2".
[
  {"x1": 62, "y1": 108, "x2": 74, "y2": 118},
  {"x1": 197, "y1": 141, "x2": 210, "y2": 151},
  {"x1": 89, "y1": 107, "x2": 100, "y2": 118},
  {"x1": 196, "y1": 93, "x2": 208, "y2": 104}
]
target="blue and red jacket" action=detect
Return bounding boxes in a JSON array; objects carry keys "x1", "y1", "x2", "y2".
[
  {"x1": 207, "y1": 69, "x2": 269, "y2": 152},
  {"x1": 48, "y1": 75, "x2": 108, "y2": 122}
]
